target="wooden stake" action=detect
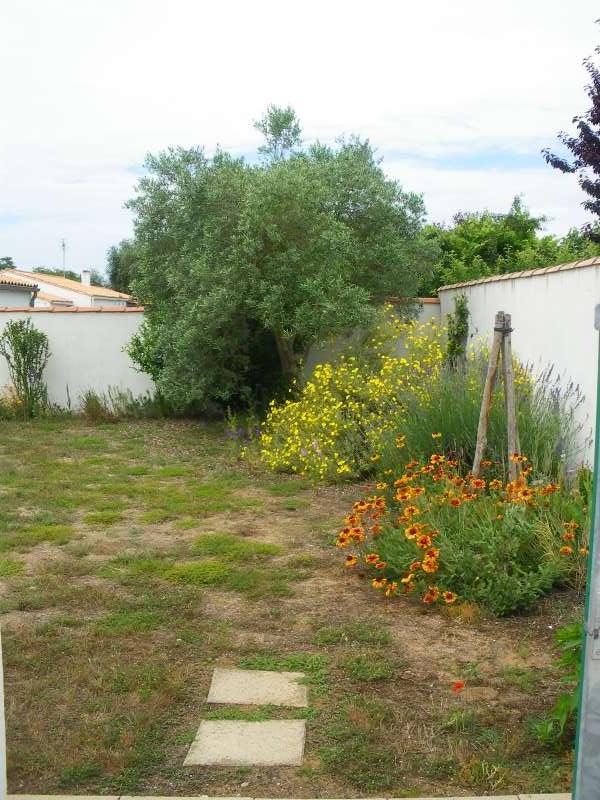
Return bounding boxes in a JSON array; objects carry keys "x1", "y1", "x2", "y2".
[
  {"x1": 472, "y1": 311, "x2": 504, "y2": 477},
  {"x1": 501, "y1": 312, "x2": 521, "y2": 481}
]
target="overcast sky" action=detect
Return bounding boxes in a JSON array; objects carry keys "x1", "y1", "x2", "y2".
[{"x1": 1, "y1": 0, "x2": 599, "y2": 274}]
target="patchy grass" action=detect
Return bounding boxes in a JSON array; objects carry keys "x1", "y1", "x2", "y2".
[
  {"x1": 0, "y1": 418, "x2": 578, "y2": 797},
  {"x1": 0, "y1": 559, "x2": 25, "y2": 577},
  {"x1": 192, "y1": 532, "x2": 282, "y2": 561},
  {"x1": 93, "y1": 610, "x2": 168, "y2": 635},
  {"x1": 502, "y1": 665, "x2": 541, "y2": 692},
  {"x1": 313, "y1": 621, "x2": 391, "y2": 646},
  {"x1": 339, "y1": 652, "x2": 395, "y2": 682},
  {"x1": 265, "y1": 478, "x2": 312, "y2": 496},
  {"x1": 0, "y1": 524, "x2": 75, "y2": 551},
  {"x1": 83, "y1": 511, "x2": 124, "y2": 526}
]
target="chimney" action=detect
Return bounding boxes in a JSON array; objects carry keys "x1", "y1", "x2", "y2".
[{"x1": 81, "y1": 270, "x2": 91, "y2": 286}]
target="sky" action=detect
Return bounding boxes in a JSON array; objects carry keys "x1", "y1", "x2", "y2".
[{"x1": 1, "y1": 0, "x2": 599, "y2": 274}]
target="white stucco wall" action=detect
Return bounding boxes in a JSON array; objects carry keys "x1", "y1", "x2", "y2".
[
  {"x1": 0, "y1": 309, "x2": 154, "y2": 408},
  {"x1": 0, "y1": 288, "x2": 33, "y2": 307},
  {"x1": 439, "y1": 263, "x2": 600, "y2": 464}
]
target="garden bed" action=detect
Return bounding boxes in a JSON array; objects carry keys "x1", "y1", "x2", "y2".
[{"x1": 1, "y1": 419, "x2": 578, "y2": 797}]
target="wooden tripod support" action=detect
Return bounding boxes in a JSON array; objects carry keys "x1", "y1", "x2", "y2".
[{"x1": 472, "y1": 311, "x2": 520, "y2": 481}]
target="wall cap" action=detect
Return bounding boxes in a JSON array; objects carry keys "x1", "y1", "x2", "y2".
[
  {"x1": 0, "y1": 306, "x2": 145, "y2": 313},
  {"x1": 438, "y1": 256, "x2": 600, "y2": 292}
]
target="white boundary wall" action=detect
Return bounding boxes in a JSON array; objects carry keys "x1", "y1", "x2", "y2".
[
  {"x1": 439, "y1": 258, "x2": 600, "y2": 465},
  {"x1": 0, "y1": 308, "x2": 154, "y2": 409}
]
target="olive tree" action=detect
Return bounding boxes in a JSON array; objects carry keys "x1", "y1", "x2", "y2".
[{"x1": 128, "y1": 108, "x2": 437, "y2": 412}]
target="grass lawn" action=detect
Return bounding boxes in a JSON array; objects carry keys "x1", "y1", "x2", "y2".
[{"x1": 1, "y1": 419, "x2": 577, "y2": 797}]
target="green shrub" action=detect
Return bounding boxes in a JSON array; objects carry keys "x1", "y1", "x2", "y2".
[
  {"x1": 446, "y1": 293, "x2": 469, "y2": 368},
  {"x1": 0, "y1": 318, "x2": 50, "y2": 418}
]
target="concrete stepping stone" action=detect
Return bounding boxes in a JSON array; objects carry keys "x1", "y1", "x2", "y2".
[
  {"x1": 207, "y1": 667, "x2": 308, "y2": 708},
  {"x1": 183, "y1": 719, "x2": 306, "y2": 766}
]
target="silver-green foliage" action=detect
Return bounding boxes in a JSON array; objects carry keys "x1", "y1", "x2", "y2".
[{"x1": 126, "y1": 107, "x2": 438, "y2": 412}]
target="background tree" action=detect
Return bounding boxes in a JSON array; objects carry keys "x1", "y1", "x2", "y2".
[
  {"x1": 128, "y1": 107, "x2": 437, "y2": 413},
  {"x1": 543, "y1": 43, "x2": 600, "y2": 221},
  {"x1": 255, "y1": 104, "x2": 302, "y2": 162},
  {"x1": 0, "y1": 257, "x2": 15, "y2": 269},
  {"x1": 106, "y1": 239, "x2": 138, "y2": 293},
  {"x1": 419, "y1": 197, "x2": 600, "y2": 295}
]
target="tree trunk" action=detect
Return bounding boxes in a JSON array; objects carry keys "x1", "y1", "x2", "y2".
[{"x1": 273, "y1": 330, "x2": 298, "y2": 383}]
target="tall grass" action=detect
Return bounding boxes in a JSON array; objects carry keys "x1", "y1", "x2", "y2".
[
  {"x1": 379, "y1": 354, "x2": 589, "y2": 482},
  {"x1": 81, "y1": 388, "x2": 167, "y2": 423}
]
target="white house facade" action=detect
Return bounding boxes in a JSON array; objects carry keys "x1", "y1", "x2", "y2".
[{"x1": 0, "y1": 272, "x2": 38, "y2": 307}]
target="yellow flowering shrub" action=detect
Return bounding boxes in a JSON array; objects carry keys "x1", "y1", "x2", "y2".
[{"x1": 260, "y1": 310, "x2": 445, "y2": 480}]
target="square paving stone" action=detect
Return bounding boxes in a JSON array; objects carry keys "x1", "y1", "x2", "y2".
[
  {"x1": 183, "y1": 719, "x2": 306, "y2": 766},
  {"x1": 207, "y1": 667, "x2": 308, "y2": 707}
]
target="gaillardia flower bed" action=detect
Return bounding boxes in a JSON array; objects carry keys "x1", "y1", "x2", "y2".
[{"x1": 337, "y1": 444, "x2": 589, "y2": 616}]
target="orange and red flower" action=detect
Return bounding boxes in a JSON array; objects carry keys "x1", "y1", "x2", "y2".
[
  {"x1": 405, "y1": 524, "x2": 421, "y2": 540},
  {"x1": 422, "y1": 586, "x2": 440, "y2": 604},
  {"x1": 422, "y1": 557, "x2": 439, "y2": 574},
  {"x1": 404, "y1": 505, "x2": 420, "y2": 517}
]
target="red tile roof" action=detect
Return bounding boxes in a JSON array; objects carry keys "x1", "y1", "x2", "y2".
[{"x1": 0, "y1": 272, "x2": 38, "y2": 290}]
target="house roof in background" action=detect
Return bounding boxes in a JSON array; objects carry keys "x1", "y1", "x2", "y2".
[
  {"x1": 36, "y1": 291, "x2": 74, "y2": 306},
  {"x1": 439, "y1": 256, "x2": 600, "y2": 291},
  {"x1": 4, "y1": 269, "x2": 131, "y2": 300},
  {"x1": 0, "y1": 271, "x2": 38, "y2": 290}
]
